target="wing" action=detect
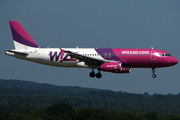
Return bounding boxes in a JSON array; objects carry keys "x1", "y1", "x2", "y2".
[{"x1": 63, "y1": 49, "x2": 111, "y2": 66}]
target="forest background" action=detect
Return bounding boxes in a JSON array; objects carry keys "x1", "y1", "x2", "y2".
[{"x1": 0, "y1": 79, "x2": 180, "y2": 120}]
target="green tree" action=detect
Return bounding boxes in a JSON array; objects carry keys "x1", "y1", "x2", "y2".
[
  {"x1": 46, "y1": 103, "x2": 76, "y2": 119},
  {"x1": 77, "y1": 108, "x2": 110, "y2": 120},
  {"x1": 143, "y1": 112, "x2": 158, "y2": 120}
]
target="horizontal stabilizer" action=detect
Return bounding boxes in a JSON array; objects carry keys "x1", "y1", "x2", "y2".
[{"x1": 5, "y1": 49, "x2": 28, "y2": 55}]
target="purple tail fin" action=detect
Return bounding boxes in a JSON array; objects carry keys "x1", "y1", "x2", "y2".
[{"x1": 9, "y1": 21, "x2": 40, "y2": 49}]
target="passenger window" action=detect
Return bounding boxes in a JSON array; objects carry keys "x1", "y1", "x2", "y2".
[
  {"x1": 108, "y1": 53, "x2": 111, "y2": 58},
  {"x1": 104, "y1": 53, "x2": 107, "y2": 58}
]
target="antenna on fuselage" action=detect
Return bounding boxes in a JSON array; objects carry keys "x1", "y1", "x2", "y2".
[
  {"x1": 76, "y1": 46, "x2": 78, "y2": 49},
  {"x1": 151, "y1": 47, "x2": 154, "y2": 49}
]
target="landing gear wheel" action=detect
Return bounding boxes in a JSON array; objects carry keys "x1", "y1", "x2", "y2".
[
  {"x1": 152, "y1": 74, "x2": 156, "y2": 78},
  {"x1": 89, "y1": 72, "x2": 95, "y2": 78},
  {"x1": 96, "y1": 72, "x2": 102, "y2": 79}
]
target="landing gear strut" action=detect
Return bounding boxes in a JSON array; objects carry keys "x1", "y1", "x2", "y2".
[{"x1": 152, "y1": 68, "x2": 156, "y2": 78}]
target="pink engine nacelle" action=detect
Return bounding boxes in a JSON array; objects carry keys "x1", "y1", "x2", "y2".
[{"x1": 100, "y1": 62, "x2": 131, "y2": 73}]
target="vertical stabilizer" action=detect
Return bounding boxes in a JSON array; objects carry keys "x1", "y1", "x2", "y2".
[{"x1": 9, "y1": 21, "x2": 40, "y2": 49}]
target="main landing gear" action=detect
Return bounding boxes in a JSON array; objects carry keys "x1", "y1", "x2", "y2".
[
  {"x1": 89, "y1": 69, "x2": 102, "y2": 79},
  {"x1": 152, "y1": 68, "x2": 156, "y2": 78}
]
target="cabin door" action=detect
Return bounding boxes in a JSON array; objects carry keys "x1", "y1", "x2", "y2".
[{"x1": 151, "y1": 50, "x2": 156, "y2": 60}]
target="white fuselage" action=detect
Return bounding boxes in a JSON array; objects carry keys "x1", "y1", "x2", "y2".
[{"x1": 6, "y1": 48, "x2": 104, "y2": 68}]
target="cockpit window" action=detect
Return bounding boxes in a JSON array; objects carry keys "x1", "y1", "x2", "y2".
[{"x1": 162, "y1": 53, "x2": 171, "y2": 57}]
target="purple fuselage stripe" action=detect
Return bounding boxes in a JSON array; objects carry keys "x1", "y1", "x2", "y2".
[
  {"x1": 95, "y1": 48, "x2": 130, "y2": 67},
  {"x1": 10, "y1": 24, "x2": 40, "y2": 48}
]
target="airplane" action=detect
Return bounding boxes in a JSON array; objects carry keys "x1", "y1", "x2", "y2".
[{"x1": 5, "y1": 21, "x2": 178, "y2": 79}]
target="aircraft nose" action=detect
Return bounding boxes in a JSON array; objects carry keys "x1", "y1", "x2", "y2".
[{"x1": 169, "y1": 57, "x2": 178, "y2": 65}]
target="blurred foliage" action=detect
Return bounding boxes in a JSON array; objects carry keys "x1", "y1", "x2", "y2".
[
  {"x1": 0, "y1": 79, "x2": 180, "y2": 119},
  {"x1": 0, "y1": 103, "x2": 180, "y2": 120}
]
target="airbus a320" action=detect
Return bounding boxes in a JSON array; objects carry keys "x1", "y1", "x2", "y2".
[{"x1": 5, "y1": 21, "x2": 178, "y2": 78}]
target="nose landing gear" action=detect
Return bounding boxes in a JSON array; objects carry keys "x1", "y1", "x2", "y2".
[
  {"x1": 152, "y1": 68, "x2": 156, "y2": 78},
  {"x1": 152, "y1": 74, "x2": 156, "y2": 78}
]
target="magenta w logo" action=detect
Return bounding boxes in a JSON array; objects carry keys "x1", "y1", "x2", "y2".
[
  {"x1": 49, "y1": 51, "x2": 76, "y2": 62},
  {"x1": 49, "y1": 51, "x2": 61, "y2": 61}
]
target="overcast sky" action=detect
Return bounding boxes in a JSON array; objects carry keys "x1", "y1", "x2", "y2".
[{"x1": 1, "y1": 0, "x2": 180, "y2": 94}]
